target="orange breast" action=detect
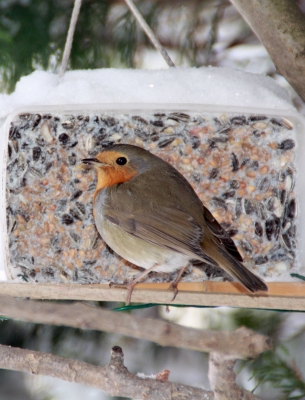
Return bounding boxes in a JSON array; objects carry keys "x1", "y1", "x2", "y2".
[{"x1": 93, "y1": 166, "x2": 137, "y2": 201}]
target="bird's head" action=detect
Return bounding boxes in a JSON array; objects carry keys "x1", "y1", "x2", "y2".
[{"x1": 81, "y1": 144, "x2": 153, "y2": 190}]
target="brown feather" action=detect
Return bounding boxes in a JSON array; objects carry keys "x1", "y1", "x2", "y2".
[{"x1": 91, "y1": 144, "x2": 268, "y2": 293}]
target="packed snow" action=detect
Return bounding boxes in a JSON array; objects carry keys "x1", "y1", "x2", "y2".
[{"x1": 0, "y1": 67, "x2": 295, "y2": 120}]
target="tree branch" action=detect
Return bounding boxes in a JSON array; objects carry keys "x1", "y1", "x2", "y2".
[
  {"x1": 0, "y1": 344, "x2": 213, "y2": 400},
  {"x1": 231, "y1": 0, "x2": 305, "y2": 101},
  {"x1": 0, "y1": 295, "x2": 272, "y2": 359},
  {"x1": 209, "y1": 352, "x2": 259, "y2": 400},
  {"x1": 0, "y1": 295, "x2": 269, "y2": 398}
]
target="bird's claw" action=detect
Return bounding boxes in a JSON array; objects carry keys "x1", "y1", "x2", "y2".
[
  {"x1": 169, "y1": 282, "x2": 179, "y2": 301},
  {"x1": 109, "y1": 281, "x2": 135, "y2": 305}
]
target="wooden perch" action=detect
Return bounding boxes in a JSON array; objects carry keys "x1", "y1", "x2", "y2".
[{"x1": 0, "y1": 281, "x2": 305, "y2": 310}]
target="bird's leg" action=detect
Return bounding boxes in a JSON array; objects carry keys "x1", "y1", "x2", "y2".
[
  {"x1": 168, "y1": 265, "x2": 189, "y2": 301},
  {"x1": 109, "y1": 265, "x2": 158, "y2": 305}
]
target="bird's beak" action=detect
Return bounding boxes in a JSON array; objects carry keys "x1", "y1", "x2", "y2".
[{"x1": 81, "y1": 158, "x2": 109, "y2": 167}]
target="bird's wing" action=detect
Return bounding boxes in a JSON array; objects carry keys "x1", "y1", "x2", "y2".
[
  {"x1": 203, "y1": 206, "x2": 243, "y2": 262},
  {"x1": 104, "y1": 205, "x2": 218, "y2": 266}
]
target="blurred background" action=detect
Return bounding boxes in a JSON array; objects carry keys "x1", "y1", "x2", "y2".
[{"x1": 1, "y1": 1, "x2": 305, "y2": 399}]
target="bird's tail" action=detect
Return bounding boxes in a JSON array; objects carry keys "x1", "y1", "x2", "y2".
[{"x1": 202, "y1": 240, "x2": 268, "y2": 292}]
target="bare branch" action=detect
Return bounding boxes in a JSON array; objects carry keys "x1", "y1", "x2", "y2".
[
  {"x1": 124, "y1": 0, "x2": 175, "y2": 68},
  {"x1": 59, "y1": 0, "x2": 82, "y2": 77},
  {"x1": 0, "y1": 344, "x2": 212, "y2": 399},
  {"x1": 0, "y1": 295, "x2": 271, "y2": 359},
  {"x1": 209, "y1": 352, "x2": 260, "y2": 400},
  {"x1": 231, "y1": 0, "x2": 305, "y2": 100}
]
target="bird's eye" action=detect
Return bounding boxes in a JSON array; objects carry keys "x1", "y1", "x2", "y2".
[{"x1": 116, "y1": 157, "x2": 127, "y2": 166}]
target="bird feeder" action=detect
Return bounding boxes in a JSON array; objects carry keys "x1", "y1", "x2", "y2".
[{"x1": 0, "y1": 67, "x2": 305, "y2": 308}]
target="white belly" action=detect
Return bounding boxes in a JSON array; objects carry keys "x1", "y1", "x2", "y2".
[
  {"x1": 93, "y1": 190, "x2": 189, "y2": 273},
  {"x1": 101, "y1": 218, "x2": 189, "y2": 272}
]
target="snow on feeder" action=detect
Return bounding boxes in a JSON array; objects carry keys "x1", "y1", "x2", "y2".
[{"x1": 0, "y1": 68, "x2": 304, "y2": 304}]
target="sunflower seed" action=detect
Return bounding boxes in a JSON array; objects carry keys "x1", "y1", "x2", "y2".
[
  {"x1": 229, "y1": 180, "x2": 240, "y2": 189},
  {"x1": 62, "y1": 120, "x2": 74, "y2": 129},
  {"x1": 265, "y1": 219, "x2": 274, "y2": 241},
  {"x1": 168, "y1": 112, "x2": 190, "y2": 122},
  {"x1": 70, "y1": 190, "x2": 82, "y2": 201},
  {"x1": 278, "y1": 139, "x2": 295, "y2": 151},
  {"x1": 62, "y1": 214, "x2": 74, "y2": 225},
  {"x1": 286, "y1": 198, "x2": 296, "y2": 219},
  {"x1": 212, "y1": 135, "x2": 229, "y2": 143},
  {"x1": 254, "y1": 255, "x2": 268, "y2": 265},
  {"x1": 86, "y1": 135, "x2": 94, "y2": 152},
  {"x1": 75, "y1": 201, "x2": 86, "y2": 215},
  {"x1": 212, "y1": 197, "x2": 227, "y2": 209},
  {"x1": 248, "y1": 115, "x2": 267, "y2": 122},
  {"x1": 151, "y1": 120, "x2": 164, "y2": 127},
  {"x1": 281, "y1": 233, "x2": 293, "y2": 250},
  {"x1": 284, "y1": 172, "x2": 294, "y2": 193},
  {"x1": 69, "y1": 208, "x2": 82, "y2": 221},
  {"x1": 191, "y1": 136, "x2": 200, "y2": 149},
  {"x1": 280, "y1": 189, "x2": 287, "y2": 205},
  {"x1": 32, "y1": 114, "x2": 41, "y2": 128},
  {"x1": 28, "y1": 167, "x2": 43, "y2": 179},
  {"x1": 270, "y1": 118, "x2": 283, "y2": 127},
  {"x1": 231, "y1": 116, "x2": 247, "y2": 125},
  {"x1": 101, "y1": 117, "x2": 117, "y2": 126},
  {"x1": 132, "y1": 116, "x2": 149, "y2": 124},
  {"x1": 287, "y1": 223, "x2": 296, "y2": 238},
  {"x1": 231, "y1": 153, "x2": 239, "y2": 172},
  {"x1": 50, "y1": 236, "x2": 61, "y2": 253},
  {"x1": 40, "y1": 121, "x2": 54, "y2": 143},
  {"x1": 281, "y1": 118, "x2": 293, "y2": 130},
  {"x1": 19, "y1": 113, "x2": 31, "y2": 120},
  {"x1": 70, "y1": 232, "x2": 81, "y2": 244},
  {"x1": 7, "y1": 144, "x2": 12, "y2": 158},
  {"x1": 68, "y1": 153, "x2": 77, "y2": 165},
  {"x1": 258, "y1": 177, "x2": 270, "y2": 192},
  {"x1": 235, "y1": 198, "x2": 242, "y2": 218},
  {"x1": 255, "y1": 222, "x2": 263, "y2": 237},
  {"x1": 240, "y1": 239, "x2": 253, "y2": 253},
  {"x1": 86, "y1": 232, "x2": 100, "y2": 250},
  {"x1": 32, "y1": 147, "x2": 41, "y2": 161},
  {"x1": 274, "y1": 216, "x2": 281, "y2": 240},
  {"x1": 209, "y1": 168, "x2": 219, "y2": 179},
  {"x1": 158, "y1": 137, "x2": 175, "y2": 148},
  {"x1": 244, "y1": 198, "x2": 255, "y2": 214},
  {"x1": 281, "y1": 220, "x2": 291, "y2": 233},
  {"x1": 222, "y1": 190, "x2": 236, "y2": 199}
]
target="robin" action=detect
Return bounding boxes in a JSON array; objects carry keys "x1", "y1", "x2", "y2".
[{"x1": 82, "y1": 144, "x2": 268, "y2": 304}]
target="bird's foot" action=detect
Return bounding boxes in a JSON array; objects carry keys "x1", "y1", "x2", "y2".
[
  {"x1": 109, "y1": 281, "x2": 136, "y2": 305},
  {"x1": 168, "y1": 265, "x2": 189, "y2": 301},
  {"x1": 168, "y1": 281, "x2": 179, "y2": 301}
]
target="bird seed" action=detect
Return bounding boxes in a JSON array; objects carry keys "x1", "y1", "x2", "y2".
[{"x1": 5, "y1": 110, "x2": 297, "y2": 284}]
